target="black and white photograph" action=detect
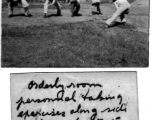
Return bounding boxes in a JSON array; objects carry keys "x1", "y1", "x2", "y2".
[
  {"x1": 0, "y1": 1, "x2": 152, "y2": 120},
  {"x1": 1, "y1": 0, "x2": 149, "y2": 67}
]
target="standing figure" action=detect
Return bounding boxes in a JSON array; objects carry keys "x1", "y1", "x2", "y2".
[
  {"x1": 69, "y1": 0, "x2": 80, "y2": 17},
  {"x1": 106, "y1": 0, "x2": 131, "y2": 27},
  {"x1": 7, "y1": 0, "x2": 31, "y2": 17},
  {"x1": 43, "y1": 0, "x2": 62, "y2": 18},
  {"x1": 91, "y1": 0, "x2": 102, "y2": 15}
]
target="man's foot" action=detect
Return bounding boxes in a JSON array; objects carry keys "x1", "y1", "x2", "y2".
[
  {"x1": 121, "y1": 22, "x2": 126, "y2": 26},
  {"x1": 43, "y1": 14, "x2": 47, "y2": 18},
  {"x1": 25, "y1": 14, "x2": 32, "y2": 17},
  {"x1": 43, "y1": 15, "x2": 47, "y2": 18},
  {"x1": 92, "y1": 11, "x2": 96, "y2": 15},
  {"x1": 56, "y1": 13, "x2": 61, "y2": 16},
  {"x1": 106, "y1": 24, "x2": 113, "y2": 28},
  {"x1": 71, "y1": 14, "x2": 74, "y2": 17},
  {"x1": 8, "y1": 14, "x2": 13, "y2": 18},
  {"x1": 104, "y1": 22, "x2": 114, "y2": 28},
  {"x1": 74, "y1": 13, "x2": 82, "y2": 16},
  {"x1": 98, "y1": 12, "x2": 103, "y2": 15},
  {"x1": 57, "y1": 10, "x2": 61, "y2": 16}
]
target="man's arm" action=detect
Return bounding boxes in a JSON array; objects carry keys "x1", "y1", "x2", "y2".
[
  {"x1": 48, "y1": 0, "x2": 55, "y2": 6},
  {"x1": 114, "y1": 1, "x2": 118, "y2": 9}
]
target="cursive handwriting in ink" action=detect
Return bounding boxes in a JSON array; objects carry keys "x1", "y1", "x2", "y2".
[
  {"x1": 81, "y1": 89, "x2": 115, "y2": 101},
  {"x1": 15, "y1": 78, "x2": 130, "y2": 120},
  {"x1": 28, "y1": 77, "x2": 64, "y2": 90},
  {"x1": 16, "y1": 90, "x2": 76, "y2": 111},
  {"x1": 17, "y1": 109, "x2": 65, "y2": 120},
  {"x1": 70, "y1": 104, "x2": 90, "y2": 114},
  {"x1": 117, "y1": 94, "x2": 122, "y2": 105},
  {"x1": 67, "y1": 83, "x2": 103, "y2": 89},
  {"x1": 90, "y1": 108, "x2": 97, "y2": 120},
  {"x1": 101, "y1": 103, "x2": 127, "y2": 113},
  {"x1": 28, "y1": 78, "x2": 103, "y2": 91}
]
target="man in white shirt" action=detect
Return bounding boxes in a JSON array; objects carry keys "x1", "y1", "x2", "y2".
[
  {"x1": 106, "y1": 0, "x2": 131, "y2": 27},
  {"x1": 69, "y1": 0, "x2": 80, "y2": 17},
  {"x1": 43, "y1": 0, "x2": 61, "y2": 18},
  {"x1": 7, "y1": 0, "x2": 31, "y2": 17},
  {"x1": 91, "y1": 0, "x2": 102, "y2": 15}
]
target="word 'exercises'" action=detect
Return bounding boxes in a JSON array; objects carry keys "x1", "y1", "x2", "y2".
[{"x1": 11, "y1": 72, "x2": 138, "y2": 120}]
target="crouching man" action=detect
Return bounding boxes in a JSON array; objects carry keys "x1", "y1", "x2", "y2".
[
  {"x1": 69, "y1": 0, "x2": 80, "y2": 17},
  {"x1": 106, "y1": 0, "x2": 131, "y2": 27},
  {"x1": 91, "y1": 0, "x2": 102, "y2": 15},
  {"x1": 43, "y1": 0, "x2": 62, "y2": 18},
  {"x1": 7, "y1": 0, "x2": 31, "y2": 17}
]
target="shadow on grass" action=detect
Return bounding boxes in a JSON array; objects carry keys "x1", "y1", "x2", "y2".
[
  {"x1": 9, "y1": 13, "x2": 33, "y2": 17},
  {"x1": 73, "y1": 13, "x2": 82, "y2": 17},
  {"x1": 108, "y1": 21, "x2": 136, "y2": 29},
  {"x1": 10, "y1": 13, "x2": 25, "y2": 17},
  {"x1": 47, "y1": 13, "x2": 82, "y2": 18},
  {"x1": 47, "y1": 14, "x2": 63, "y2": 17}
]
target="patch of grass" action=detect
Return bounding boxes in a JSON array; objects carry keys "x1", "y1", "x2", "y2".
[{"x1": 2, "y1": 21, "x2": 149, "y2": 67}]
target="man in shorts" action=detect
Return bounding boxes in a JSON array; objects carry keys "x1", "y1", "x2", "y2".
[
  {"x1": 106, "y1": 0, "x2": 131, "y2": 27},
  {"x1": 43, "y1": 0, "x2": 62, "y2": 18},
  {"x1": 91, "y1": 0, "x2": 102, "y2": 15},
  {"x1": 7, "y1": 0, "x2": 31, "y2": 17}
]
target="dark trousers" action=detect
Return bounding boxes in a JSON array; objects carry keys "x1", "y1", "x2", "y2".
[
  {"x1": 70, "y1": 2, "x2": 80, "y2": 16},
  {"x1": 92, "y1": 2, "x2": 101, "y2": 14},
  {"x1": 7, "y1": 0, "x2": 29, "y2": 16}
]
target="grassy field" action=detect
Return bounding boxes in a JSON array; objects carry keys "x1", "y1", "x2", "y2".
[{"x1": 1, "y1": 3, "x2": 149, "y2": 67}]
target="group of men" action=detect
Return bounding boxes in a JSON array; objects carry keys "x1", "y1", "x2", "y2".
[{"x1": 6, "y1": 0, "x2": 131, "y2": 27}]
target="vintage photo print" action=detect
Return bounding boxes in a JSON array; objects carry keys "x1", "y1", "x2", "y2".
[
  {"x1": 11, "y1": 72, "x2": 138, "y2": 120},
  {"x1": 1, "y1": 0, "x2": 149, "y2": 67}
]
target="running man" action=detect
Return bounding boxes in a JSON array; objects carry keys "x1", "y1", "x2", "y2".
[
  {"x1": 7, "y1": 0, "x2": 31, "y2": 17},
  {"x1": 91, "y1": 0, "x2": 102, "y2": 15},
  {"x1": 43, "y1": 0, "x2": 62, "y2": 18},
  {"x1": 106, "y1": 0, "x2": 131, "y2": 27},
  {"x1": 69, "y1": 0, "x2": 81, "y2": 17}
]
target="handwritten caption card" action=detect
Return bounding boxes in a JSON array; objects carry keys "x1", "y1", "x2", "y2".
[{"x1": 11, "y1": 72, "x2": 138, "y2": 120}]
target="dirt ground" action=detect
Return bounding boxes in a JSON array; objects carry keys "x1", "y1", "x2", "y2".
[{"x1": 2, "y1": 2, "x2": 149, "y2": 33}]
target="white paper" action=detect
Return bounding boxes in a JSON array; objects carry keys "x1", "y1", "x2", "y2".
[{"x1": 11, "y1": 72, "x2": 138, "y2": 120}]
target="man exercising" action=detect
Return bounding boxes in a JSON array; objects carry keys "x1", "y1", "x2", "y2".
[
  {"x1": 43, "y1": 0, "x2": 62, "y2": 18},
  {"x1": 7, "y1": 0, "x2": 31, "y2": 17},
  {"x1": 106, "y1": 0, "x2": 131, "y2": 27},
  {"x1": 69, "y1": 0, "x2": 80, "y2": 17},
  {"x1": 91, "y1": 0, "x2": 102, "y2": 15}
]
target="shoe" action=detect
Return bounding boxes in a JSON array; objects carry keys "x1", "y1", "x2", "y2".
[
  {"x1": 92, "y1": 11, "x2": 96, "y2": 15},
  {"x1": 104, "y1": 23, "x2": 113, "y2": 28},
  {"x1": 8, "y1": 14, "x2": 13, "y2": 18},
  {"x1": 107, "y1": 24, "x2": 115, "y2": 28},
  {"x1": 56, "y1": 13, "x2": 61, "y2": 16},
  {"x1": 71, "y1": 14, "x2": 74, "y2": 17},
  {"x1": 25, "y1": 14, "x2": 32, "y2": 17},
  {"x1": 43, "y1": 14, "x2": 47, "y2": 18},
  {"x1": 105, "y1": 25, "x2": 110, "y2": 28},
  {"x1": 98, "y1": 12, "x2": 103, "y2": 15},
  {"x1": 121, "y1": 22, "x2": 126, "y2": 26}
]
